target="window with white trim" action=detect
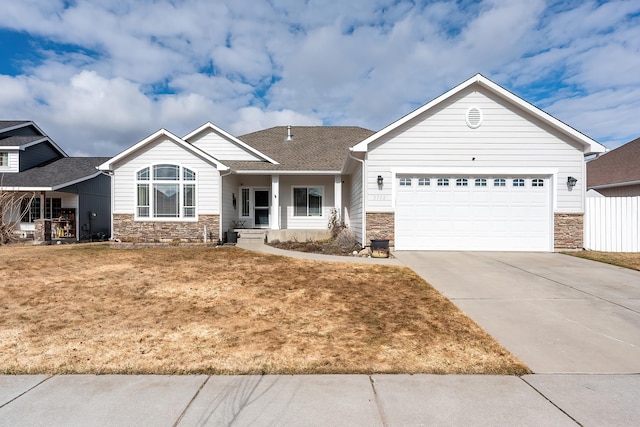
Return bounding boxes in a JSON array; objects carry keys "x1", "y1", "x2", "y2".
[
  {"x1": 475, "y1": 178, "x2": 487, "y2": 187},
  {"x1": 418, "y1": 178, "x2": 430, "y2": 186},
  {"x1": 437, "y1": 178, "x2": 449, "y2": 186},
  {"x1": 456, "y1": 178, "x2": 468, "y2": 187},
  {"x1": 0, "y1": 152, "x2": 8, "y2": 167},
  {"x1": 494, "y1": 178, "x2": 506, "y2": 187},
  {"x1": 399, "y1": 177, "x2": 412, "y2": 186},
  {"x1": 20, "y1": 198, "x2": 41, "y2": 223},
  {"x1": 513, "y1": 178, "x2": 525, "y2": 187},
  {"x1": 293, "y1": 187, "x2": 323, "y2": 217},
  {"x1": 136, "y1": 165, "x2": 196, "y2": 219},
  {"x1": 532, "y1": 179, "x2": 544, "y2": 187}
]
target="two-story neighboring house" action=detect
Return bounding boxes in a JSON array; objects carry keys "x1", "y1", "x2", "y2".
[{"x1": 0, "y1": 121, "x2": 111, "y2": 241}]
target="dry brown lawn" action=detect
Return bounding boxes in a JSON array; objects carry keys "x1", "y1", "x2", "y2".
[
  {"x1": 564, "y1": 251, "x2": 640, "y2": 271},
  {"x1": 0, "y1": 244, "x2": 529, "y2": 375}
]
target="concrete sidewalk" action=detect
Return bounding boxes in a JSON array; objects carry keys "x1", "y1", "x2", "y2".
[{"x1": 2, "y1": 374, "x2": 640, "y2": 426}]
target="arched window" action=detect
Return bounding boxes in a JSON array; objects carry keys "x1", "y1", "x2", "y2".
[{"x1": 136, "y1": 165, "x2": 196, "y2": 219}]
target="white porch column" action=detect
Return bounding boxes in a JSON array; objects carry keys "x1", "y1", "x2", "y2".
[
  {"x1": 334, "y1": 175, "x2": 342, "y2": 220},
  {"x1": 271, "y1": 175, "x2": 280, "y2": 229}
]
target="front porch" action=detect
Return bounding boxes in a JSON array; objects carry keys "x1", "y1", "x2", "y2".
[{"x1": 221, "y1": 173, "x2": 351, "y2": 240}]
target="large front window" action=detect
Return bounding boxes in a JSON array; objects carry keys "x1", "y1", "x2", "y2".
[
  {"x1": 20, "y1": 197, "x2": 63, "y2": 222},
  {"x1": 293, "y1": 187, "x2": 323, "y2": 217},
  {"x1": 136, "y1": 165, "x2": 196, "y2": 219}
]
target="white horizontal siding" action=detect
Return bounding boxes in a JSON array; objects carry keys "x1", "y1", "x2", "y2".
[
  {"x1": 279, "y1": 175, "x2": 335, "y2": 230},
  {"x1": 349, "y1": 165, "x2": 363, "y2": 243},
  {"x1": 0, "y1": 151, "x2": 19, "y2": 173},
  {"x1": 221, "y1": 174, "x2": 241, "y2": 234},
  {"x1": 366, "y1": 88, "x2": 585, "y2": 213},
  {"x1": 112, "y1": 138, "x2": 220, "y2": 215},
  {"x1": 190, "y1": 129, "x2": 261, "y2": 161}
]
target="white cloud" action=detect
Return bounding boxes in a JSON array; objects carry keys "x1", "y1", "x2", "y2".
[{"x1": 0, "y1": 0, "x2": 638, "y2": 155}]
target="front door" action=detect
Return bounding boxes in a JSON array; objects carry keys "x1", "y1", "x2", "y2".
[{"x1": 254, "y1": 189, "x2": 270, "y2": 228}]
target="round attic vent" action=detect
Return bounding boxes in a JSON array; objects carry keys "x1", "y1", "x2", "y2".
[{"x1": 466, "y1": 107, "x2": 483, "y2": 129}]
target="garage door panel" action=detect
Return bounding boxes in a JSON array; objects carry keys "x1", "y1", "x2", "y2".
[{"x1": 395, "y1": 175, "x2": 551, "y2": 251}]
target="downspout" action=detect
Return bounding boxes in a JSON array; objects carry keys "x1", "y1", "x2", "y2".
[
  {"x1": 219, "y1": 169, "x2": 233, "y2": 243},
  {"x1": 348, "y1": 148, "x2": 366, "y2": 248}
]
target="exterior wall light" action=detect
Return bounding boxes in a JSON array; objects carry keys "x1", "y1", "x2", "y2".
[
  {"x1": 377, "y1": 175, "x2": 383, "y2": 188},
  {"x1": 567, "y1": 176, "x2": 578, "y2": 188}
]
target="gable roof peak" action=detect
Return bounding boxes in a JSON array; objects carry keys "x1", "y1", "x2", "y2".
[
  {"x1": 183, "y1": 121, "x2": 278, "y2": 164},
  {"x1": 352, "y1": 73, "x2": 605, "y2": 156}
]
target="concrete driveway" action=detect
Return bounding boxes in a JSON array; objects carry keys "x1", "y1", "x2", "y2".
[{"x1": 394, "y1": 251, "x2": 640, "y2": 374}]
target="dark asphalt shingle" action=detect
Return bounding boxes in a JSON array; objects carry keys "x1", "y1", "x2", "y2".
[
  {"x1": 234, "y1": 126, "x2": 374, "y2": 171},
  {"x1": 587, "y1": 137, "x2": 640, "y2": 187},
  {"x1": 0, "y1": 135, "x2": 45, "y2": 147},
  {"x1": 1, "y1": 157, "x2": 111, "y2": 189},
  {"x1": 0, "y1": 121, "x2": 30, "y2": 131}
]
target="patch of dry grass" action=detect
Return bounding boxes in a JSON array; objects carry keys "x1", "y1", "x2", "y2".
[
  {"x1": 564, "y1": 251, "x2": 640, "y2": 271},
  {"x1": 0, "y1": 244, "x2": 529, "y2": 375}
]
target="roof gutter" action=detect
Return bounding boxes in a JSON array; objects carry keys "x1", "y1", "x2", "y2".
[{"x1": 589, "y1": 179, "x2": 640, "y2": 190}]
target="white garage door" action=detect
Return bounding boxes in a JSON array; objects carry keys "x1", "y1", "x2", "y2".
[{"x1": 395, "y1": 176, "x2": 551, "y2": 251}]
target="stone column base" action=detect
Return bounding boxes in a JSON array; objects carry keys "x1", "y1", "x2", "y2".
[
  {"x1": 554, "y1": 213, "x2": 583, "y2": 249},
  {"x1": 113, "y1": 214, "x2": 220, "y2": 243},
  {"x1": 366, "y1": 212, "x2": 395, "y2": 247}
]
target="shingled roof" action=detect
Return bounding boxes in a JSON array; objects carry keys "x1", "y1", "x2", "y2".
[
  {"x1": 587, "y1": 137, "x2": 640, "y2": 188},
  {"x1": 0, "y1": 157, "x2": 110, "y2": 190},
  {"x1": 229, "y1": 126, "x2": 374, "y2": 172},
  {"x1": 0, "y1": 121, "x2": 30, "y2": 131},
  {"x1": 0, "y1": 135, "x2": 46, "y2": 147}
]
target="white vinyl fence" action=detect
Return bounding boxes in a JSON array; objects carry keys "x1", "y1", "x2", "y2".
[{"x1": 584, "y1": 197, "x2": 640, "y2": 252}]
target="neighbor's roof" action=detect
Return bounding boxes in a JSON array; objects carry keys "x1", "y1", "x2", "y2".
[
  {"x1": 352, "y1": 74, "x2": 606, "y2": 156},
  {"x1": 0, "y1": 120, "x2": 68, "y2": 156},
  {"x1": 230, "y1": 126, "x2": 375, "y2": 172},
  {"x1": 0, "y1": 121, "x2": 30, "y2": 131},
  {"x1": 0, "y1": 135, "x2": 47, "y2": 148},
  {"x1": 587, "y1": 137, "x2": 640, "y2": 189},
  {"x1": 0, "y1": 157, "x2": 111, "y2": 191}
]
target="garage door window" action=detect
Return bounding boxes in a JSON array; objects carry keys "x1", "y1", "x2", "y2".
[
  {"x1": 418, "y1": 178, "x2": 430, "y2": 186},
  {"x1": 399, "y1": 177, "x2": 412, "y2": 186},
  {"x1": 456, "y1": 178, "x2": 468, "y2": 187},
  {"x1": 494, "y1": 178, "x2": 506, "y2": 187},
  {"x1": 532, "y1": 179, "x2": 544, "y2": 187},
  {"x1": 437, "y1": 178, "x2": 449, "y2": 186},
  {"x1": 475, "y1": 178, "x2": 487, "y2": 187},
  {"x1": 513, "y1": 179, "x2": 525, "y2": 187}
]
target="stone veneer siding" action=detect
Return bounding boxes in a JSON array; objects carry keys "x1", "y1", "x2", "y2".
[
  {"x1": 554, "y1": 213, "x2": 583, "y2": 249},
  {"x1": 113, "y1": 214, "x2": 220, "y2": 243},
  {"x1": 366, "y1": 212, "x2": 395, "y2": 247}
]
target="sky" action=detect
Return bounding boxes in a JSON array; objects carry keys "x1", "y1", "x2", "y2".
[{"x1": 0, "y1": 0, "x2": 639, "y2": 157}]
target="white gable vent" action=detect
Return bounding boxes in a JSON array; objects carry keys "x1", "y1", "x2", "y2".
[{"x1": 466, "y1": 107, "x2": 483, "y2": 129}]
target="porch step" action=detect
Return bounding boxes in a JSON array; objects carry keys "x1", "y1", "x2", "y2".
[{"x1": 235, "y1": 229, "x2": 266, "y2": 244}]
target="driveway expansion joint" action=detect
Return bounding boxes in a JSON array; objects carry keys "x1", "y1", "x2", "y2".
[
  {"x1": 519, "y1": 376, "x2": 582, "y2": 426},
  {"x1": 369, "y1": 375, "x2": 388, "y2": 427}
]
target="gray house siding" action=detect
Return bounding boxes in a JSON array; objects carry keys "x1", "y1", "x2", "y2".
[
  {"x1": 19, "y1": 142, "x2": 62, "y2": 171},
  {"x1": 58, "y1": 174, "x2": 111, "y2": 238}
]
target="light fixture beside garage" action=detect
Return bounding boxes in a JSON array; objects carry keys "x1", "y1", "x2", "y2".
[
  {"x1": 377, "y1": 175, "x2": 384, "y2": 188},
  {"x1": 567, "y1": 176, "x2": 578, "y2": 188},
  {"x1": 466, "y1": 106, "x2": 483, "y2": 129}
]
